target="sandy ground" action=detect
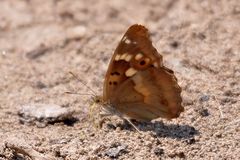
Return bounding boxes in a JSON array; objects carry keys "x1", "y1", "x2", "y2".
[{"x1": 0, "y1": 0, "x2": 239, "y2": 159}]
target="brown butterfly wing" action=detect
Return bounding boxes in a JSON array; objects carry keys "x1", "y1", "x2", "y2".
[
  {"x1": 111, "y1": 67, "x2": 183, "y2": 121},
  {"x1": 103, "y1": 24, "x2": 183, "y2": 121},
  {"x1": 103, "y1": 24, "x2": 162, "y2": 101}
]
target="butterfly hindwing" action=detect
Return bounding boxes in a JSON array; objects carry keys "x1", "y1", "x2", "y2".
[{"x1": 111, "y1": 67, "x2": 183, "y2": 120}]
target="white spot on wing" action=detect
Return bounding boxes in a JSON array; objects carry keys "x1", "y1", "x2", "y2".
[
  {"x1": 115, "y1": 54, "x2": 120, "y2": 61},
  {"x1": 115, "y1": 53, "x2": 132, "y2": 62},
  {"x1": 125, "y1": 54, "x2": 132, "y2": 62},
  {"x1": 120, "y1": 53, "x2": 127, "y2": 60},
  {"x1": 125, "y1": 38, "x2": 131, "y2": 44},
  {"x1": 144, "y1": 58, "x2": 150, "y2": 63},
  {"x1": 125, "y1": 67, "x2": 137, "y2": 77},
  {"x1": 135, "y1": 53, "x2": 143, "y2": 60},
  {"x1": 153, "y1": 62, "x2": 158, "y2": 68}
]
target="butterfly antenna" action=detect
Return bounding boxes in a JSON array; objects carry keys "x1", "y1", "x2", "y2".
[
  {"x1": 64, "y1": 91, "x2": 94, "y2": 96},
  {"x1": 69, "y1": 71, "x2": 97, "y2": 96}
]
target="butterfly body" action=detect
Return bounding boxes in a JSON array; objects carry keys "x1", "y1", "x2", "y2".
[{"x1": 98, "y1": 24, "x2": 183, "y2": 121}]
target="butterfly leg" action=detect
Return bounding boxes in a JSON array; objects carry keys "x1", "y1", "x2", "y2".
[
  {"x1": 98, "y1": 117, "x2": 111, "y2": 128},
  {"x1": 123, "y1": 117, "x2": 141, "y2": 133},
  {"x1": 100, "y1": 105, "x2": 141, "y2": 132},
  {"x1": 89, "y1": 102, "x2": 108, "y2": 128},
  {"x1": 98, "y1": 106, "x2": 116, "y2": 128}
]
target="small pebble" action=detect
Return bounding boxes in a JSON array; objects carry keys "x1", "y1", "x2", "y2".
[
  {"x1": 199, "y1": 94, "x2": 210, "y2": 102},
  {"x1": 185, "y1": 138, "x2": 196, "y2": 145},
  {"x1": 25, "y1": 44, "x2": 49, "y2": 60},
  {"x1": 169, "y1": 152, "x2": 186, "y2": 158},
  {"x1": 35, "y1": 81, "x2": 47, "y2": 89},
  {"x1": 223, "y1": 90, "x2": 233, "y2": 96},
  {"x1": 18, "y1": 103, "x2": 74, "y2": 126},
  {"x1": 170, "y1": 41, "x2": 179, "y2": 48},
  {"x1": 199, "y1": 108, "x2": 210, "y2": 117},
  {"x1": 105, "y1": 143, "x2": 127, "y2": 158},
  {"x1": 66, "y1": 26, "x2": 86, "y2": 40},
  {"x1": 153, "y1": 148, "x2": 164, "y2": 156}
]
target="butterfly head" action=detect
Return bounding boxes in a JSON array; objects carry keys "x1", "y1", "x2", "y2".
[
  {"x1": 90, "y1": 95, "x2": 104, "y2": 105},
  {"x1": 90, "y1": 95, "x2": 110, "y2": 111}
]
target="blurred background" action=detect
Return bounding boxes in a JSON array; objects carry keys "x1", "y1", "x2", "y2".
[{"x1": 0, "y1": 0, "x2": 239, "y2": 159}]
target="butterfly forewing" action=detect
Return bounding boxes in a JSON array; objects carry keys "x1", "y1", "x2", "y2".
[
  {"x1": 102, "y1": 24, "x2": 183, "y2": 121},
  {"x1": 103, "y1": 24, "x2": 162, "y2": 100}
]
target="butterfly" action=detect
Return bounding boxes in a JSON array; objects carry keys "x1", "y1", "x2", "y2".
[{"x1": 94, "y1": 24, "x2": 183, "y2": 122}]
